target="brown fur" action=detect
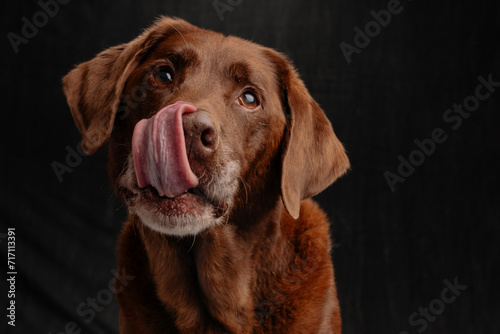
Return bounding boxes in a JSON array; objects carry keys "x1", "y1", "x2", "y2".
[{"x1": 63, "y1": 17, "x2": 349, "y2": 333}]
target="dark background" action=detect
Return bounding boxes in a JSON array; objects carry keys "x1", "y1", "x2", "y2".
[{"x1": 2, "y1": 0, "x2": 499, "y2": 333}]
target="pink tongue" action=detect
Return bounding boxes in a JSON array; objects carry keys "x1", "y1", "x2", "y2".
[{"x1": 132, "y1": 101, "x2": 199, "y2": 198}]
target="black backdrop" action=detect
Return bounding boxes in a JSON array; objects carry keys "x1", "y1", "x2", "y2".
[{"x1": 1, "y1": 0, "x2": 499, "y2": 333}]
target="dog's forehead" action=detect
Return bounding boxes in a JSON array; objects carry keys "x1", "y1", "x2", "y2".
[{"x1": 145, "y1": 29, "x2": 277, "y2": 88}]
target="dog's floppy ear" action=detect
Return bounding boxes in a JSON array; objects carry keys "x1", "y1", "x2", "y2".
[
  {"x1": 62, "y1": 43, "x2": 135, "y2": 154},
  {"x1": 62, "y1": 16, "x2": 192, "y2": 155},
  {"x1": 267, "y1": 51, "x2": 350, "y2": 219}
]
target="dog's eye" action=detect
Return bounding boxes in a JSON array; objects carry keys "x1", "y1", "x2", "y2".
[
  {"x1": 237, "y1": 91, "x2": 260, "y2": 110},
  {"x1": 151, "y1": 68, "x2": 174, "y2": 87}
]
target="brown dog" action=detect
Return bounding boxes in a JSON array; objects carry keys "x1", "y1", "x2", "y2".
[{"x1": 63, "y1": 17, "x2": 349, "y2": 333}]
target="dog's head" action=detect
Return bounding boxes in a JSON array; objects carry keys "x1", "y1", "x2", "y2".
[{"x1": 63, "y1": 17, "x2": 349, "y2": 236}]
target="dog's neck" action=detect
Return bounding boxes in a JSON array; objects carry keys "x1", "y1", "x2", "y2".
[{"x1": 136, "y1": 200, "x2": 288, "y2": 333}]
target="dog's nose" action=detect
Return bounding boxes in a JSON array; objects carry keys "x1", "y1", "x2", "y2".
[{"x1": 183, "y1": 111, "x2": 218, "y2": 159}]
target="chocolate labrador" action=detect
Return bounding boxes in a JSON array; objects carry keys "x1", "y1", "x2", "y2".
[{"x1": 63, "y1": 17, "x2": 349, "y2": 333}]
